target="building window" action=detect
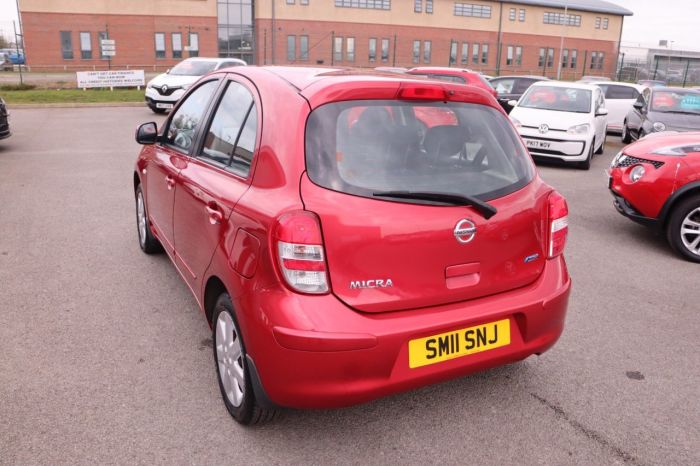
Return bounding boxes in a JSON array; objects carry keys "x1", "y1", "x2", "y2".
[
  {"x1": 454, "y1": 3, "x2": 491, "y2": 18},
  {"x1": 598, "y1": 52, "x2": 605, "y2": 69},
  {"x1": 570, "y1": 49, "x2": 578, "y2": 68},
  {"x1": 60, "y1": 31, "x2": 73, "y2": 60},
  {"x1": 509, "y1": 8, "x2": 515, "y2": 21},
  {"x1": 515, "y1": 46, "x2": 522, "y2": 65},
  {"x1": 426, "y1": 0, "x2": 433, "y2": 13},
  {"x1": 217, "y1": 0, "x2": 255, "y2": 63},
  {"x1": 346, "y1": 37, "x2": 355, "y2": 62},
  {"x1": 155, "y1": 32, "x2": 166, "y2": 59},
  {"x1": 538, "y1": 48, "x2": 545, "y2": 67},
  {"x1": 414, "y1": 0, "x2": 422, "y2": 13},
  {"x1": 334, "y1": 0, "x2": 390, "y2": 10},
  {"x1": 595, "y1": 17, "x2": 601, "y2": 29},
  {"x1": 172, "y1": 33, "x2": 183, "y2": 59},
  {"x1": 543, "y1": 12, "x2": 581, "y2": 26},
  {"x1": 79, "y1": 32, "x2": 92, "y2": 59},
  {"x1": 189, "y1": 33, "x2": 199, "y2": 57},
  {"x1": 98, "y1": 31, "x2": 108, "y2": 59},
  {"x1": 287, "y1": 35, "x2": 296, "y2": 61},
  {"x1": 423, "y1": 40, "x2": 431, "y2": 63},
  {"x1": 286, "y1": 0, "x2": 295, "y2": 4},
  {"x1": 381, "y1": 38, "x2": 389, "y2": 62},
  {"x1": 603, "y1": 18, "x2": 609, "y2": 29},
  {"x1": 472, "y1": 43, "x2": 479, "y2": 65},
  {"x1": 300, "y1": 35, "x2": 309, "y2": 60},
  {"x1": 590, "y1": 52, "x2": 604, "y2": 70},
  {"x1": 412, "y1": 40, "x2": 420, "y2": 64},
  {"x1": 547, "y1": 48, "x2": 554, "y2": 67},
  {"x1": 334, "y1": 37, "x2": 343, "y2": 62},
  {"x1": 449, "y1": 41, "x2": 457, "y2": 65},
  {"x1": 301, "y1": 0, "x2": 309, "y2": 4},
  {"x1": 506, "y1": 45, "x2": 513, "y2": 66},
  {"x1": 519, "y1": 9, "x2": 525, "y2": 21},
  {"x1": 461, "y1": 42, "x2": 469, "y2": 65},
  {"x1": 481, "y1": 43, "x2": 488, "y2": 64},
  {"x1": 562, "y1": 48, "x2": 569, "y2": 68},
  {"x1": 369, "y1": 38, "x2": 377, "y2": 62}
]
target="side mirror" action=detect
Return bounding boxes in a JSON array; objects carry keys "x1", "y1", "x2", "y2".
[
  {"x1": 507, "y1": 99, "x2": 518, "y2": 107},
  {"x1": 596, "y1": 108, "x2": 609, "y2": 117},
  {"x1": 165, "y1": 68, "x2": 171, "y2": 74},
  {"x1": 633, "y1": 101, "x2": 645, "y2": 111},
  {"x1": 136, "y1": 122, "x2": 158, "y2": 145}
]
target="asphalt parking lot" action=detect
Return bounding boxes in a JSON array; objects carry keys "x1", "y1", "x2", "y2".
[{"x1": 0, "y1": 107, "x2": 698, "y2": 465}]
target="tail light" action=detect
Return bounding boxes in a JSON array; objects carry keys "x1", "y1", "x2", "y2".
[
  {"x1": 273, "y1": 211, "x2": 329, "y2": 294},
  {"x1": 548, "y1": 191, "x2": 569, "y2": 258}
]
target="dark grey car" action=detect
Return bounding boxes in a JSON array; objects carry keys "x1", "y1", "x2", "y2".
[
  {"x1": 489, "y1": 76, "x2": 549, "y2": 114},
  {"x1": 622, "y1": 87, "x2": 700, "y2": 143},
  {"x1": 0, "y1": 97, "x2": 10, "y2": 140}
]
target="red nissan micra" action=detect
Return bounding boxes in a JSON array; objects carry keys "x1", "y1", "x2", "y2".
[
  {"x1": 133, "y1": 66, "x2": 572, "y2": 424},
  {"x1": 609, "y1": 131, "x2": 700, "y2": 262}
]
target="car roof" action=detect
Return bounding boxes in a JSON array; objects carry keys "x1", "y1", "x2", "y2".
[
  {"x1": 184, "y1": 57, "x2": 246, "y2": 64},
  {"x1": 491, "y1": 75, "x2": 550, "y2": 80},
  {"x1": 529, "y1": 80, "x2": 600, "y2": 91},
  {"x1": 408, "y1": 67, "x2": 474, "y2": 75},
  {"x1": 593, "y1": 81, "x2": 646, "y2": 91},
  {"x1": 651, "y1": 86, "x2": 700, "y2": 93}
]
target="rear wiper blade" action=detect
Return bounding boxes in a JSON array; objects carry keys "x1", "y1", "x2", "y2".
[{"x1": 372, "y1": 190, "x2": 497, "y2": 219}]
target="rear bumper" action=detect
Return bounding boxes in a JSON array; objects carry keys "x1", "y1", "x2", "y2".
[{"x1": 243, "y1": 256, "x2": 571, "y2": 409}]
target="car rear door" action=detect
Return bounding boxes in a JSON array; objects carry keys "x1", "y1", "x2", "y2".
[
  {"x1": 302, "y1": 97, "x2": 549, "y2": 313},
  {"x1": 172, "y1": 77, "x2": 259, "y2": 294},
  {"x1": 145, "y1": 79, "x2": 220, "y2": 253}
]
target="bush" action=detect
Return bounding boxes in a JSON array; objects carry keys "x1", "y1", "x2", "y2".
[{"x1": 0, "y1": 83, "x2": 37, "y2": 91}]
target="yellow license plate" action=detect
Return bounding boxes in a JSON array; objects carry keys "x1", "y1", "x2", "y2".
[{"x1": 408, "y1": 319, "x2": 511, "y2": 369}]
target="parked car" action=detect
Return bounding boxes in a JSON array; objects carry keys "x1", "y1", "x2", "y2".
[
  {"x1": 594, "y1": 82, "x2": 646, "y2": 134},
  {"x1": 509, "y1": 81, "x2": 608, "y2": 169},
  {"x1": 622, "y1": 87, "x2": 700, "y2": 143},
  {"x1": 637, "y1": 79, "x2": 666, "y2": 88},
  {"x1": 608, "y1": 131, "x2": 700, "y2": 262},
  {"x1": 0, "y1": 48, "x2": 25, "y2": 65},
  {"x1": 406, "y1": 67, "x2": 497, "y2": 97},
  {"x1": 0, "y1": 52, "x2": 13, "y2": 71},
  {"x1": 133, "y1": 66, "x2": 571, "y2": 424},
  {"x1": 374, "y1": 66, "x2": 407, "y2": 74},
  {"x1": 578, "y1": 76, "x2": 611, "y2": 84},
  {"x1": 489, "y1": 75, "x2": 550, "y2": 113},
  {"x1": 145, "y1": 57, "x2": 246, "y2": 113},
  {"x1": 0, "y1": 97, "x2": 10, "y2": 140}
]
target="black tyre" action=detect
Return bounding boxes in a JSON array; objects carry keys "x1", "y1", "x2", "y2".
[
  {"x1": 212, "y1": 294, "x2": 278, "y2": 425},
  {"x1": 595, "y1": 132, "x2": 606, "y2": 154},
  {"x1": 577, "y1": 140, "x2": 593, "y2": 170},
  {"x1": 666, "y1": 195, "x2": 700, "y2": 263},
  {"x1": 135, "y1": 184, "x2": 163, "y2": 254},
  {"x1": 621, "y1": 122, "x2": 632, "y2": 143}
]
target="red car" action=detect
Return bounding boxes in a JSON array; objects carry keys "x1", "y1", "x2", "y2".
[
  {"x1": 609, "y1": 132, "x2": 700, "y2": 262},
  {"x1": 133, "y1": 66, "x2": 571, "y2": 424},
  {"x1": 407, "y1": 66, "x2": 498, "y2": 98}
]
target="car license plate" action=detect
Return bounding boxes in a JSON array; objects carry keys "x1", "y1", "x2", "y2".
[
  {"x1": 408, "y1": 319, "x2": 510, "y2": 369},
  {"x1": 525, "y1": 139, "x2": 551, "y2": 149},
  {"x1": 156, "y1": 103, "x2": 174, "y2": 109}
]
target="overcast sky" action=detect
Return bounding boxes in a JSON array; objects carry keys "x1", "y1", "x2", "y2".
[{"x1": 0, "y1": 0, "x2": 696, "y2": 50}]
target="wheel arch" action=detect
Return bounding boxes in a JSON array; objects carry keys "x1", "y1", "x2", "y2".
[
  {"x1": 203, "y1": 275, "x2": 228, "y2": 326},
  {"x1": 659, "y1": 181, "x2": 700, "y2": 229},
  {"x1": 133, "y1": 171, "x2": 141, "y2": 191}
]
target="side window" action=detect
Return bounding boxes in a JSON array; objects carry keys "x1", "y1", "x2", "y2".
[
  {"x1": 200, "y1": 81, "x2": 258, "y2": 178},
  {"x1": 166, "y1": 80, "x2": 219, "y2": 153},
  {"x1": 492, "y1": 78, "x2": 515, "y2": 94}
]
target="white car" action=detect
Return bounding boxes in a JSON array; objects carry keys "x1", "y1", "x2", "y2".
[
  {"x1": 509, "y1": 81, "x2": 608, "y2": 170},
  {"x1": 594, "y1": 82, "x2": 646, "y2": 134},
  {"x1": 145, "y1": 57, "x2": 246, "y2": 113}
]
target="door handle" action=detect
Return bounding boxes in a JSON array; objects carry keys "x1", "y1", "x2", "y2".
[
  {"x1": 205, "y1": 202, "x2": 223, "y2": 225},
  {"x1": 165, "y1": 175, "x2": 175, "y2": 190}
]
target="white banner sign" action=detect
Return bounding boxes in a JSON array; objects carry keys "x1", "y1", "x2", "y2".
[{"x1": 76, "y1": 69, "x2": 145, "y2": 88}]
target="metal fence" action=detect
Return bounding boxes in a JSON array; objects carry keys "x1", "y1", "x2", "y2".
[{"x1": 616, "y1": 57, "x2": 700, "y2": 87}]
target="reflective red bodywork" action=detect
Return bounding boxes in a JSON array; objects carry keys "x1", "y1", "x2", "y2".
[
  {"x1": 135, "y1": 66, "x2": 571, "y2": 409},
  {"x1": 609, "y1": 132, "x2": 700, "y2": 221}
]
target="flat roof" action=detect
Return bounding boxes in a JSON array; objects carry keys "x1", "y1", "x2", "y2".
[{"x1": 512, "y1": 0, "x2": 633, "y2": 16}]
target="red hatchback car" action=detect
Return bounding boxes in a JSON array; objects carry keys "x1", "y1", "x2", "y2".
[
  {"x1": 609, "y1": 132, "x2": 700, "y2": 262},
  {"x1": 407, "y1": 66, "x2": 498, "y2": 98},
  {"x1": 133, "y1": 66, "x2": 572, "y2": 424}
]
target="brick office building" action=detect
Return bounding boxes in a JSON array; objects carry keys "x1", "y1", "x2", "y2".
[{"x1": 19, "y1": 0, "x2": 631, "y2": 78}]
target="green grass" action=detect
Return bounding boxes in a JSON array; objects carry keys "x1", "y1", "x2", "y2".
[{"x1": 2, "y1": 88, "x2": 144, "y2": 104}]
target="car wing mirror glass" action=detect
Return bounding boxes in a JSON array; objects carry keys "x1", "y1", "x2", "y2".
[
  {"x1": 136, "y1": 122, "x2": 159, "y2": 145},
  {"x1": 633, "y1": 101, "x2": 644, "y2": 110},
  {"x1": 507, "y1": 99, "x2": 518, "y2": 107},
  {"x1": 596, "y1": 108, "x2": 609, "y2": 116}
]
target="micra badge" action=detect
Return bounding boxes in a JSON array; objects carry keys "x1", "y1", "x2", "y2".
[{"x1": 524, "y1": 253, "x2": 540, "y2": 263}]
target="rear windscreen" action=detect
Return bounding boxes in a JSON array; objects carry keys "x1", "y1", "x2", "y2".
[{"x1": 305, "y1": 100, "x2": 534, "y2": 202}]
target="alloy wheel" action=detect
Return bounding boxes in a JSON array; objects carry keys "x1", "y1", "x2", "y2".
[
  {"x1": 215, "y1": 311, "x2": 246, "y2": 407},
  {"x1": 680, "y1": 207, "x2": 700, "y2": 256},
  {"x1": 137, "y1": 192, "x2": 147, "y2": 248}
]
